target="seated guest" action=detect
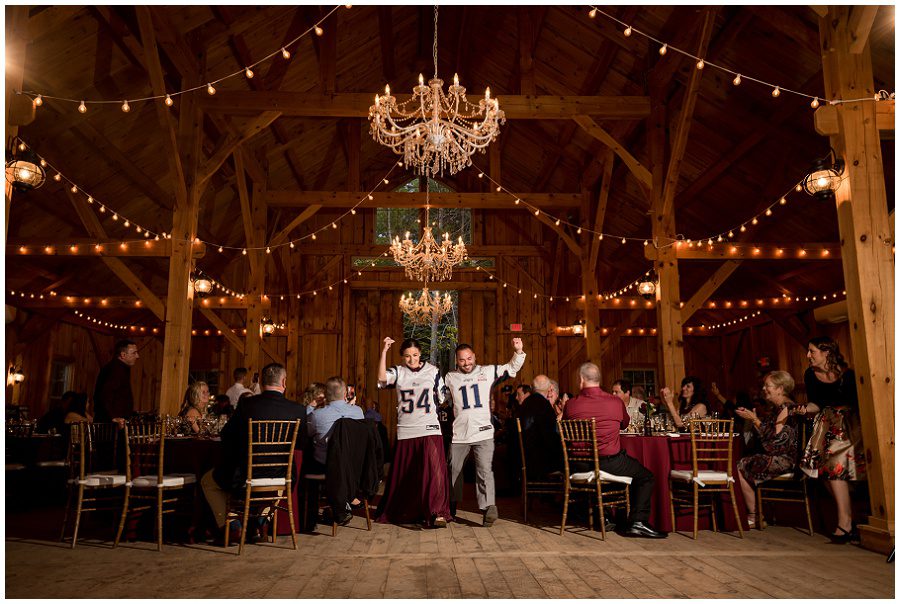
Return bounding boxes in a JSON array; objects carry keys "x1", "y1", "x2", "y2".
[
  {"x1": 201, "y1": 363, "x2": 305, "y2": 545},
  {"x1": 611, "y1": 379, "x2": 646, "y2": 425},
  {"x1": 563, "y1": 362, "x2": 665, "y2": 538},
  {"x1": 363, "y1": 399, "x2": 382, "y2": 423},
  {"x1": 179, "y1": 381, "x2": 210, "y2": 434},
  {"x1": 735, "y1": 370, "x2": 799, "y2": 528},
  {"x1": 308, "y1": 377, "x2": 364, "y2": 468},
  {"x1": 210, "y1": 394, "x2": 233, "y2": 417},
  {"x1": 660, "y1": 376, "x2": 709, "y2": 429},
  {"x1": 301, "y1": 382, "x2": 326, "y2": 415},
  {"x1": 39, "y1": 391, "x2": 74, "y2": 433},
  {"x1": 517, "y1": 375, "x2": 563, "y2": 479},
  {"x1": 64, "y1": 393, "x2": 93, "y2": 424},
  {"x1": 547, "y1": 379, "x2": 564, "y2": 418},
  {"x1": 225, "y1": 367, "x2": 252, "y2": 409}
]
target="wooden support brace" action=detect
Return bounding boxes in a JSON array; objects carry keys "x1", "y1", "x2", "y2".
[
  {"x1": 680, "y1": 260, "x2": 743, "y2": 322},
  {"x1": 200, "y1": 308, "x2": 244, "y2": 354}
]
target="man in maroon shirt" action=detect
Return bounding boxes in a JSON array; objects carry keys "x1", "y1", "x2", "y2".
[{"x1": 563, "y1": 362, "x2": 665, "y2": 538}]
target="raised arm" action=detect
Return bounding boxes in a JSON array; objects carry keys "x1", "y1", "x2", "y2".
[
  {"x1": 500, "y1": 337, "x2": 527, "y2": 376},
  {"x1": 660, "y1": 387, "x2": 684, "y2": 428},
  {"x1": 377, "y1": 337, "x2": 394, "y2": 387}
]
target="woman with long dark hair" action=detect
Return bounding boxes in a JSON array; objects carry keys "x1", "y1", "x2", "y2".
[
  {"x1": 660, "y1": 375, "x2": 710, "y2": 429},
  {"x1": 794, "y1": 336, "x2": 863, "y2": 543},
  {"x1": 375, "y1": 337, "x2": 451, "y2": 528}
]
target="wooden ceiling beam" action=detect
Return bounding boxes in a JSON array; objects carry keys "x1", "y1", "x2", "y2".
[
  {"x1": 199, "y1": 92, "x2": 650, "y2": 119},
  {"x1": 261, "y1": 9, "x2": 308, "y2": 90},
  {"x1": 200, "y1": 308, "x2": 244, "y2": 354},
  {"x1": 589, "y1": 149, "x2": 614, "y2": 275},
  {"x1": 658, "y1": 7, "x2": 716, "y2": 219},
  {"x1": 573, "y1": 115, "x2": 652, "y2": 194},
  {"x1": 270, "y1": 205, "x2": 322, "y2": 247},
  {"x1": 680, "y1": 260, "x2": 743, "y2": 322},
  {"x1": 8, "y1": 241, "x2": 205, "y2": 258},
  {"x1": 377, "y1": 7, "x2": 396, "y2": 82},
  {"x1": 265, "y1": 190, "x2": 581, "y2": 209},
  {"x1": 644, "y1": 242, "x2": 841, "y2": 260},
  {"x1": 196, "y1": 112, "x2": 281, "y2": 189},
  {"x1": 288, "y1": 243, "x2": 548, "y2": 257}
]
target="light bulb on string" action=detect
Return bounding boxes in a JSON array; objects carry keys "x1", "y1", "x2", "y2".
[
  {"x1": 811, "y1": 97, "x2": 820, "y2": 109},
  {"x1": 659, "y1": 44, "x2": 667, "y2": 56},
  {"x1": 315, "y1": 25, "x2": 324, "y2": 36},
  {"x1": 53, "y1": 173, "x2": 61, "y2": 181},
  {"x1": 771, "y1": 86, "x2": 781, "y2": 98},
  {"x1": 121, "y1": 100, "x2": 130, "y2": 112},
  {"x1": 589, "y1": 8, "x2": 597, "y2": 18},
  {"x1": 78, "y1": 101, "x2": 87, "y2": 113},
  {"x1": 733, "y1": 74, "x2": 741, "y2": 86},
  {"x1": 33, "y1": 95, "x2": 42, "y2": 107},
  {"x1": 624, "y1": 26, "x2": 632, "y2": 37},
  {"x1": 245, "y1": 67, "x2": 254, "y2": 79},
  {"x1": 696, "y1": 59, "x2": 705, "y2": 70},
  {"x1": 165, "y1": 95, "x2": 173, "y2": 107},
  {"x1": 207, "y1": 83, "x2": 216, "y2": 95},
  {"x1": 282, "y1": 47, "x2": 291, "y2": 59}
]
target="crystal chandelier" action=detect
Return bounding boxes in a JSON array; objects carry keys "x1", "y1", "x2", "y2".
[
  {"x1": 389, "y1": 180, "x2": 467, "y2": 281},
  {"x1": 399, "y1": 285, "x2": 453, "y2": 326},
  {"x1": 368, "y1": 5, "x2": 505, "y2": 176}
]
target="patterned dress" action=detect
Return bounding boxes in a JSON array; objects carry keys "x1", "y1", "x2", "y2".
[
  {"x1": 799, "y1": 368, "x2": 866, "y2": 481},
  {"x1": 737, "y1": 406, "x2": 798, "y2": 484}
]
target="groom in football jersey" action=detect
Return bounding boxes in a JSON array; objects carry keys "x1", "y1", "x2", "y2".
[{"x1": 444, "y1": 337, "x2": 526, "y2": 526}]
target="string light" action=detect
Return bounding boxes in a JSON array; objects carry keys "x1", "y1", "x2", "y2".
[
  {"x1": 587, "y1": 6, "x2": 892, "y2": 107},
  {"x1": 18, "y1": 7, "x2": 344, "y2": 113},
  {"x1": 121, "y1": 100, "x2": 130, "y2": 112},
  {"x1": 206, "y1": 83, "x2": 216, "y2": 95},
  {"x1": 164, "y1": 95, "x2": 173, "y2": 107},
  {"x1": 623, "y1": 26, "x2": 632, "y2": 37}
]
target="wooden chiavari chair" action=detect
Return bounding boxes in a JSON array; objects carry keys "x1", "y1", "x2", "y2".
[
  {"x1": 224, "y1": 419, "x2": 301, "y2": 554},
  {"x1": 59, "y1": 422, "x2": 124, "y2": 547},
  {"x1": 516, "y1": 418, "x2": 563, "y2": 524},
  {"x1": 114, "y1": 419, "x2": 196, "y2": 551},
  {"x1": 669, "y1": 418, "x2": 743, "y2": 539},
  {"x1": 755, "y1": 420, "x2": 814, "y2": 535},
  {"x1": 557, "y1": 419, "x2": 630, "y2": 540}
]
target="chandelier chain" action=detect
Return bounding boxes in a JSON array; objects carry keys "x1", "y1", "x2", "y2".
[{"x1": 433, "y1": 6, "x2": 439, "y2": 80}]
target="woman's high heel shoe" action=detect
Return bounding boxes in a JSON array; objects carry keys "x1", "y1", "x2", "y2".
[{"x1": 829, "y1": 526, "x2": 853, "y2": 544}]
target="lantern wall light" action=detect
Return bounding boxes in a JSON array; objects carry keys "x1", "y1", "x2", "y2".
[
  {"x1": 801, "y1": 148, "x2": 844, "y2": 201},
  {"x1": 5, "y1": 148, "x2": 46, "y2": 191}
]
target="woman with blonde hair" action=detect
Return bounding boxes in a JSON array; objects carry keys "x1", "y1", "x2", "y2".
[
  {"x1": 179, "y1": 381, "x2": 210, "y2": 434},
  {"x1": 734, "y1": 371, "x2": 799, "y2": 527}
]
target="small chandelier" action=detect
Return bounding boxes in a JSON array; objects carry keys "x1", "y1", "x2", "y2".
[
  {"x1": 637, "y1": 269, "x2": 658, "y2": 300},
  {"x1": 5, "y1": 147, "x2": 46, "y2": 191},
  {"x1": 368, "y1": 5, "x2": 505, "y2": 176},
  {"x1": 399, "y1": 285, "x2": 453, "y2": 326},
  {"x1": 389, "y1": 180, "x2": 467, "y2": 281},
  {"x1": 801, "y1": 148, "x2": 845, "y2": 201}
]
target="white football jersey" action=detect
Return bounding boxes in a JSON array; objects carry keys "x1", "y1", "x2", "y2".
[
  {"x1": 444, "y1": 351, "x2": 526, "y2": 444},
  {"x1": 379, "y1": 362, "x2": 445, "y2": 440}
]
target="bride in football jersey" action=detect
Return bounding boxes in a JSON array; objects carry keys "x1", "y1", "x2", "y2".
[{"x1": 374, "y1": 337, "x2": 452, "y2": 528}]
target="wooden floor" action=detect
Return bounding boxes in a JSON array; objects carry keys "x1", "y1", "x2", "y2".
[{"x1": 5, "y1": 497, "x2": 894, "y2": 599}]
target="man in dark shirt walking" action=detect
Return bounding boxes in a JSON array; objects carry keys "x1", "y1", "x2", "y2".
[
  {"x1": 93, "y1": 340, "x2": 139, "y2": 424},
  {"x1": 563, "y1": 362, "x2": 665, "y2": 538}
]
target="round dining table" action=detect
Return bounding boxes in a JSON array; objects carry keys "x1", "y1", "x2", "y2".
[{"x1": 618, "y1": 433, "x2": 749, "y2": 533}]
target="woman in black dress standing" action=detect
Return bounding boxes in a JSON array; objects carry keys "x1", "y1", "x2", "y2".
[{"x1": 794, "y1": 336, "x2": 864, "y2": 542}]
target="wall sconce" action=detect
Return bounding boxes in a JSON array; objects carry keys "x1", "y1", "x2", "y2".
[
  {"x1": 637, "y1": 269, "x2": 658, "y2": 301},
  {"x1": 261, "y1": 317, "x2": 276, "y2": 336},
  {"x1": 5, "y1": 148, "x2": 46, "y2": 191},
  {"x1": 191, "y1": 272, "x2": 213, "y2": 296},
  {"x1": 7, "y1": 366, "x2": 25, "y2": 386},
  {"x1": 572, "y1": 319, "x2": 586, "y2": 336},
  {"x1": 801, "y1": 148, "x2": 844, "y2": 202}
]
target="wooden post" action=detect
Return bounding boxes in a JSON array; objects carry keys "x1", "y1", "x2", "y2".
[
  {"x1": 649, "y1": 93, "x2": 686, "y2": 390},
  {"x1": 5, "y1": 5, "x2": 30, "y2": 244},
  {"x1": 579, "y1": 185, "x2": 601, "y2": 368},
  {"x1": 244, "y1": 175, "x2": 268, "y2": 378},
  {"x1": 819, "y1": 6, "x2": 894, "y2": 554}
]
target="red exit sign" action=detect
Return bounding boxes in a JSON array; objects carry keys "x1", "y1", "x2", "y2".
[{"x1": 510, "y1": 323, "x2": 523, "y2": 332}]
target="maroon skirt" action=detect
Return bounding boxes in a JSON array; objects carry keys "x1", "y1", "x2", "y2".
[{"x1": 376, "y1": 434, "x2": 452, "y2": 524}]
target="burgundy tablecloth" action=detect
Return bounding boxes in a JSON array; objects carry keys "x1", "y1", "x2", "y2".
[
  {"x1": 619, "y1": 434, "x2": 749, "y2": 533},
  {"x1": 165, "y1": 437, "x2": 302, "y2": 536}
]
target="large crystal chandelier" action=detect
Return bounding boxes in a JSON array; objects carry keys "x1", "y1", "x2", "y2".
[
  {"x1": 399, "y1": 285, "x2": 453, "y2": 326},
  {"x1": 389, "y1": 180, "x2": 467, "y2": 281},
  {"x1": 368, "y1": 5, "x2": 505, "y2": 176}
]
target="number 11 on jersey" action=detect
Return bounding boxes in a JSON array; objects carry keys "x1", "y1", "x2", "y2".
[{"x1": 457, "y1": 384, "x2": 483, "y2": 410}]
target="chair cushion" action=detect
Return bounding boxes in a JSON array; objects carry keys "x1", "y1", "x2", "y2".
[
  {"x1": 670, "y1": 469, "x2": 733, "y2": 486},
  {"x1": 568, "y1": 470, "x2": 633, "y2": 485},
  {"x1": 247, "y1": 477, "x2": 286, "y2": 487},
  {"x1": 130, "y1": 473, "x2": 197, "y2": 488},
  {"x1": 36, "y1": 460, "x2": 68, "y2": 468},
  {"x1": 76, "y1": 474, "x2": 126, "y2": 487}
]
